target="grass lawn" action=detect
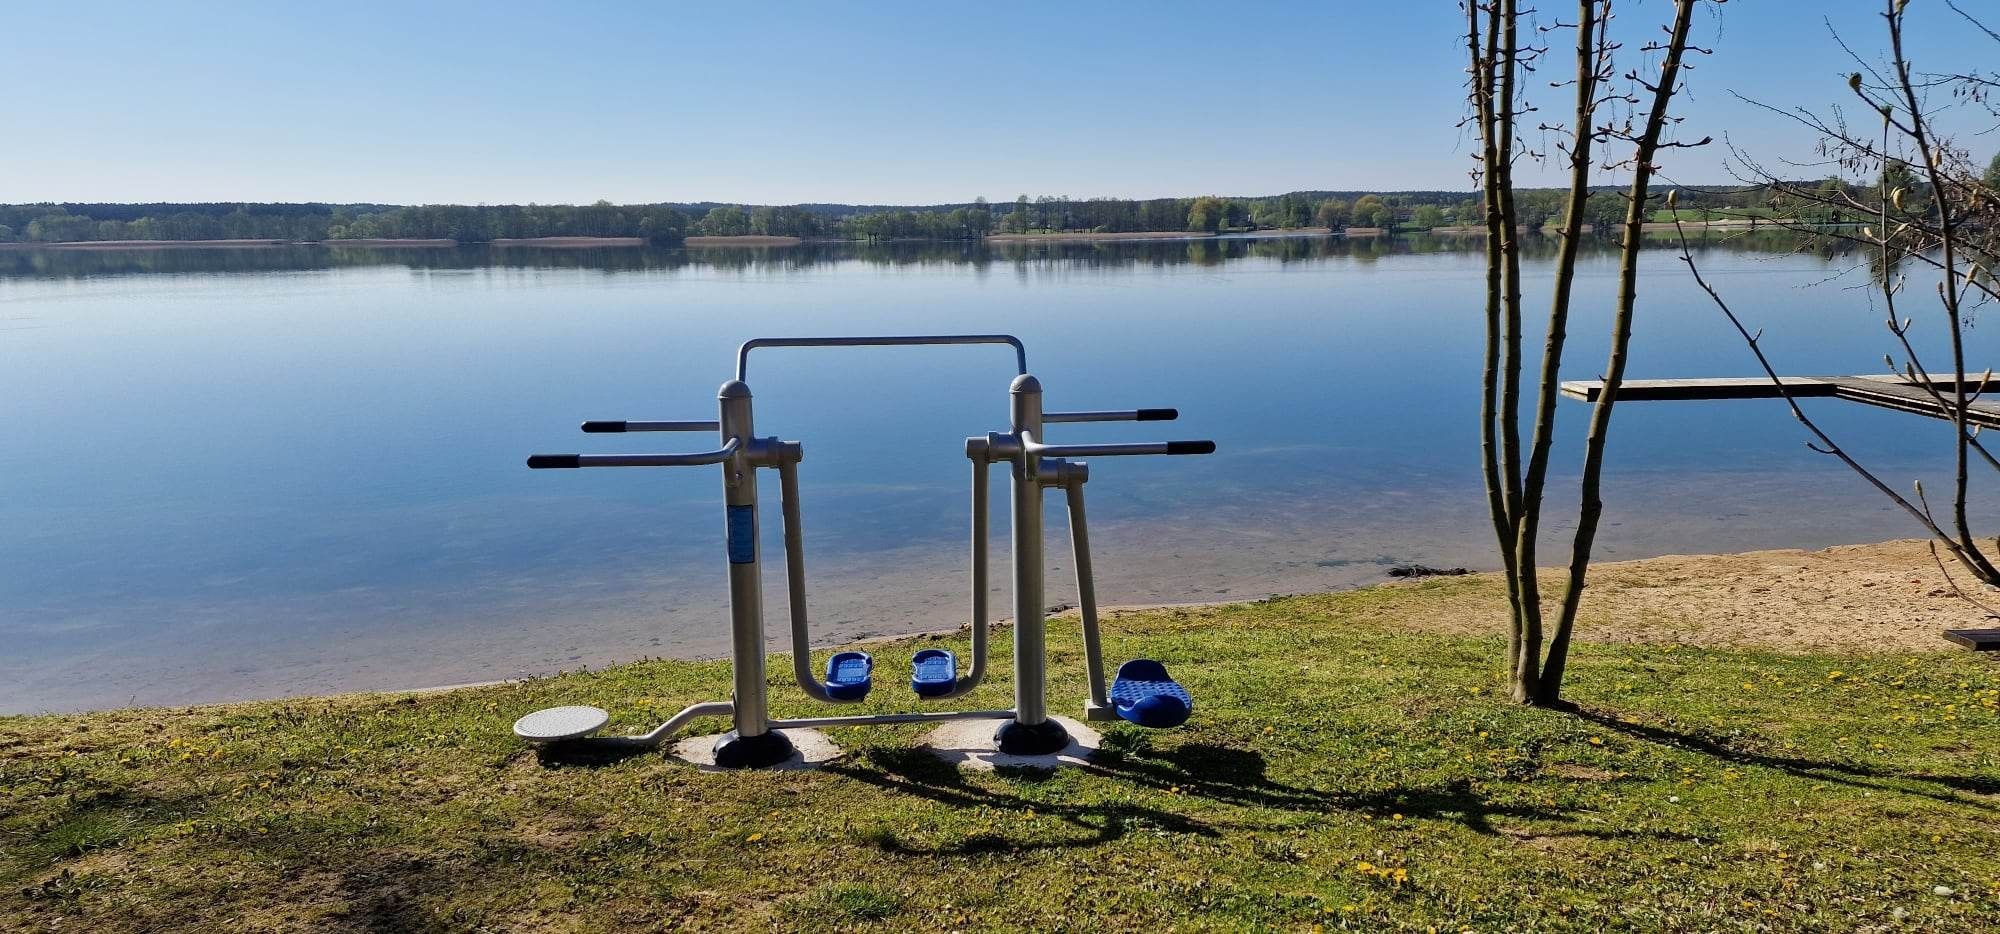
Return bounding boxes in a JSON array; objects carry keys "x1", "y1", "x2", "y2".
[{"x1": 5, "y1": 577, "x2": 1999, "y2": 931}]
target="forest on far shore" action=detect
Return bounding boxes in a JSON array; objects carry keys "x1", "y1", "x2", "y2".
[{"x1": 0, "y1": 179, "x2": 1895, "y2": 245}]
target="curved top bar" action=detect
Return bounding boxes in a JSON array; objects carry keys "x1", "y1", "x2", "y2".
[{"x1": 735, "y1": 335, "x2": 1027, "y2": 381}]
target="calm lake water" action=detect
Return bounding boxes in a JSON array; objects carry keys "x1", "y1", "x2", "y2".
[{"x1": 5, "y1": 234, "x2": 1994, "y2": 713}]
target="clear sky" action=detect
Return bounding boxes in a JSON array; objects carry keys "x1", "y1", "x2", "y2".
[{"x1": 4, "y1": 1, "x2": 1994, "y2": 205}]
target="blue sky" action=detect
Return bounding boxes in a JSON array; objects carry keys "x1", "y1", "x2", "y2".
[{"x1": 4, "y1": 1, "x2": 1994, "y2": 205}]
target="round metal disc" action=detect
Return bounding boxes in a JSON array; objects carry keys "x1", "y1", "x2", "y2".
[{"x1": 513, "y1": 705, "x2": 610, "y2": 742}]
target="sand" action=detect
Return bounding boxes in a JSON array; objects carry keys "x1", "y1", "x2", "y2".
[
  {"x1": 489, "y1": 237, "x2": 645, "y2": 247},
  {"x1": 0, "y1": 239, "x2": 294, "y2": 249},
  {"x1": 683, "y1": 235, "x2": 802, "y2": 246},
  {"x1": 985, "y1": 229, "x2": 1336, "y2": 243},
  {"x1": 1377, "y1": 538, "x2": 1998, "y2": 653}
]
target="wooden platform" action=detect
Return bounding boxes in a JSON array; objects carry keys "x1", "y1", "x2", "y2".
[
  {"x1": 1563, "y1": 372, "x2": 2000, "y2": 653},
  {"x1": 1560, "y1": 374, "x2": 2000, "y2": 428},
  {"x1": 1942, "y1": 629, "x2": 2000, "y2": 651}
]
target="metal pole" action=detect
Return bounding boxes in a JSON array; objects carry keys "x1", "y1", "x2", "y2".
[
  {"x1": 1064, "y1": 474, "x2": 1111, "y2": 716},
  {"x1": 959, "y1": 453, "x2": 989, "y2": 695},
  {"x1": 994, "y1": 374, "x2": 1072, "y2": 754},
  {"x1": 778, "y1": 456, "x2": 841, "y2": 703},
  {"x1": 711, "y1": 379, "x2": 795, "y2": 768}
]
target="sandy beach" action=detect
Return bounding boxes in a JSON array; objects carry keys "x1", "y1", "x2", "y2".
[
  {"x1": 683, "y1": 235, "x2": 804, "y2": 246},
  {"x1": 489, "y1": 236, "x2": 645, "y2": 247},
  {"x1": 0, "y1": 239, "x2": 296, "y2": 249}
]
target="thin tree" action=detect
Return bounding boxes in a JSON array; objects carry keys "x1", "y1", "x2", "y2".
[
  {"x1": 1681, "y1": 0, "x2": 2000, "y2": 597},
  {"x1": 1468, "y1": 0, "x2": 1712, "y2": 705}
]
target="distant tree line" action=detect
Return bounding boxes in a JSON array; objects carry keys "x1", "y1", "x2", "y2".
[{"x1": 0, "y1": 179, "x2": 1928, "y2": 246}]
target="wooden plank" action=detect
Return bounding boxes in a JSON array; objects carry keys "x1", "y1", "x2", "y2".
[
  {"x1": 1848, "y1": 373, "x2": 2000, "y2": 392},
  {"x1": 1558, "y1": 376, "x2": 1834, "y2": 402},
  {"x1": 1942, "y1": 629, "x2": 2000, "y2": 651},
  {"x1": 1820, "y1": 377, "x2": 2000, "y2": 429}
]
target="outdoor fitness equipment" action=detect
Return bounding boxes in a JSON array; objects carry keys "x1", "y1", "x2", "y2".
[{"x1": 511, "y1": 335, "x2": 1216, "y2": 767}]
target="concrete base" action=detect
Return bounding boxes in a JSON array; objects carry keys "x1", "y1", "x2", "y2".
[
  {"x1": 671, "y1": 729, "x2": 841, "y2": 772},
  {"x1": 921, "y1": 715, "x2": 1100, "y2": 771}
]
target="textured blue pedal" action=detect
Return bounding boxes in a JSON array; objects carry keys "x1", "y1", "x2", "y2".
[
  {"x1": 911, "y1": 648, "x2": 957, "y2": 698},
  {"x1": 1110, "y1": 659, "x2": 1193, "y2": 728},
  {"x1": 825, "y1": 651, "x2": 873, "y2": 701}
]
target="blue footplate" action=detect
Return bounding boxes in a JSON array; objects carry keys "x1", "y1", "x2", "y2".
[
  {"x1": 911, "y1": 648, "x2": 957, "y2": 698},
  {"x1": 825, "y1": 651, "x2": 873, "y2": 701},
  {"x1": 1110, "y1": 659, "x2": 1193, "y2": 728}
]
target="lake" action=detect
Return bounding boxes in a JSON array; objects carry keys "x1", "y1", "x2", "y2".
[{"x1": 5, "y1": 234, "x2": 1993, "y2": 713}]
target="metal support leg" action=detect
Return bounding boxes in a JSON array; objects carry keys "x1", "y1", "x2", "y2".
[
  {"x1": 995, "y1": 373, "x2": 1071, "y2": 755},
  {"x1": 1063, "y1": 472, "x2": 1114, "y2": 719},
  {"x1": 712, "y1": 379, "x2": 794, "y2": 768}
]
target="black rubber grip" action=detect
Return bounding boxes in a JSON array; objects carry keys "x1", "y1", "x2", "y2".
[
  {"x1": 526, "y1": 454, "x2": 581, "y2": 469},
  {"x1": 1137, "y1": 408, "x2": 1179, "y2": 421},
  {"x1": 1166, "y1": 441, "x2": 1215, "y2": 455},
  {"x1": 581, "y1": 421, "x2": 626, "y2": 433}
]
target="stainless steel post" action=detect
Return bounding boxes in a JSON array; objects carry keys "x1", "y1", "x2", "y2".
[
  {"x1": 711, "y1": 379, "x2": 795, "y2": 768},
  {"x1": 1063, "y1": 473, "x2": 1112, "y2": 717},
  {"x1": 994, "y1": 374, "x2": 1072, "y2": 754}
]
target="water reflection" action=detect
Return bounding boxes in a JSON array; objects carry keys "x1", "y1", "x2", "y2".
[{"x1": 0, "y1": 228, "x2": 1863, "y2": 280}]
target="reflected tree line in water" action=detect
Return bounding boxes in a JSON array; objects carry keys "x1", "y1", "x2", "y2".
[{"x1": 0, "y1": 229, "x2": 1864, "y2": 281}]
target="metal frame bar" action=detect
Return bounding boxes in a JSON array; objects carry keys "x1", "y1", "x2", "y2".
[
  {"x1": 582, "y1": 420, "x2": 721, "y2": 433},
  {"x1": 777, "y1": 458, "x2": 843, "y2": 703},
  {"x1": 769, "y1": 709, "x2": 1015, "y2": 730},
  {"x1": 1045, "y1": 409, "x2": 1178, "y2": 424},
  {"x1": 1022, "y1": 432, "x2": 1214, "y2": 459},
  {"x1": 1063, "y1": 474, "x2": 1113, "y2": 717},
  {"x1": 716, "y1": 382, "x2": 771, "y2": 736},
  {"x1": 736, "y1": 334, "x2": 1027, "y2": 381},
  {"x1": 1009, "y1": 375, "x2": 1050, "y2": 728},
  {"x1": 527, "y1": 439, "x2": 739, "y2": 469}
]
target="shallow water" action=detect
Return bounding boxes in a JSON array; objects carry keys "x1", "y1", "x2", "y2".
[{"x1": 4, "y1": 235, "x2": 1993, "y2": 712}]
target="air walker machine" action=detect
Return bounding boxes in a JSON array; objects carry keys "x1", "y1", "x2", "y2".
[{"x1": 512, "y1": 336, "x2": 1213, "y2": 768}]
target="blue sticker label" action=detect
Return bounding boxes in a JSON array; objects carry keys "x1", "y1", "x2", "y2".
[{"x1": 727, "y1": 505, "x2": 756, "y2": 564}]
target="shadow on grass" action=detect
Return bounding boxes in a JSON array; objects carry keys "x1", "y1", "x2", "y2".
[
  {"x1": 1086, "y1": 742, "x2": 1335, "y2": 811},
  {"x1": 1574, "y1": 706, "x2": 2000, "y2": 811},
  {"x1": 1093, "y1": 743, "x2": 1586, "y2": 836},
  {"x1": 824, "y1": 747, "x2": 1220, "y2": 856},
  {"x1": 832, "y1": 741, "x2": 1682, "y2": 851},
  {"x1": 529, "y1": 738, "x2": 660, "y2": 768}
]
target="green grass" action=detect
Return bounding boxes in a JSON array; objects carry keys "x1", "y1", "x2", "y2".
[{"x1": 5, "y1": 577, "x2": 1999, "y2": 931}]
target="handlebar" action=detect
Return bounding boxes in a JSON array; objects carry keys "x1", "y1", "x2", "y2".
[
  {"x1": 1044, "y1": 408, "x2": 1178, "y2": 424},
  {"x1": 736, "y1": 335, "x2": 1027, "y2": 381},
  {"x1": 526, "y1": 437, "x2": 741, "y2": 469},
  {"x1": 582, "y1": 420, "x2": 720, "y2": 433},
  {"x1": 1020, "y1": 432, "x2": 1214, "y2": 458}
]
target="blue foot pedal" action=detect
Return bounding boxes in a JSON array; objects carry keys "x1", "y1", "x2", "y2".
[
  {"x1": 825, "y1": 651, "x2": 873, "y2": 701},
  {"x1": 1110, "y1": 659, "x2": 1193, "y2": 728},
  {"x1": 911, "y1": 648, "x2": 957, "y2": 698}
]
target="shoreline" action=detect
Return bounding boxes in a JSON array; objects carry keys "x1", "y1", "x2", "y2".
[
  {"x1": 375, "y1": 539, "x2": 2000, "y2": 702},
  {"x1": 683, "y1": 234, "x2": 803, "y2": 246},
  {"x1": 985, "y1": 228, "x2": 1334, "y2": 243},
  {"x1": 0, "y1": 234, "x2": 813, "y2": 251},
  {"x1": 11, "y1": 538, "x2": 1982, "y2": 717},
  {"x1": 0, "y1": 222, "x2": 1815, "y2": 253}
]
